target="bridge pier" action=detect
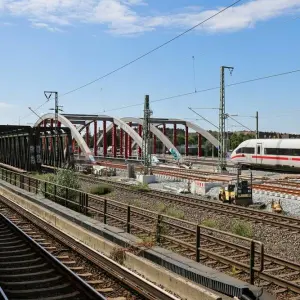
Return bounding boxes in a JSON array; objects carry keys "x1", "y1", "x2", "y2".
[
  {"x1": 103, "y1": 121, "x2": 107, "y2": 157},
  {"x1": 128, "y1": 122, "x2": 132, "y2": 158},
  {"x1": 198, "y1": 134, "x2": 202, "y2": 157},
  {"x1": 125, "y1": 131, "x2": 128, "y2": 159},
  {"x1": 185, "y1": 125, "x2": 189, "y2": 156},
  {"x1": 120, "y1": 129, "x2": 123, "y2": 157},
  {"x1": 138, "y1": 124, "x2": 142, "y2": 158},
  {"x1": 173, "y1": 124, "x2": 177, "y2": 149},
  {"x1": 112, "y1": 124, "x2": 117, "y2": 158},
  {"x1": 94, "y1": 121, "x2": 97, "y2": 156},
  {"x1": 153, "y1": 134, "x2": 157, "y2": 154}
]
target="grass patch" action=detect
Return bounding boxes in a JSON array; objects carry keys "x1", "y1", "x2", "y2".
[
  {"x1": 165, "y1": 206, "x2": 185, "y2": 219},
  {"x1": 155, "y1": 201, "x2": 166, "y2": 213},
  {"x1": 128, "y1": 199, "x2": 143, "y2": 207},
  {"x1": 130, "y1": 183, "x2": 150, "y2": 192},
  {"x1": 90, "y1": 184, "x2": 112, "y2": 196},
  {"x1": 201, "y1": 219, "x2": 219, "y2": 229},
  {"x1": 230, "y1": 220, "x2": 253, "y2": 238},
  {"x1": 154, "y1": 202, "x2": 184, "y2": 219},
  {"x1": 110, "y1": 247, "x2": 126, "y2": 265}
]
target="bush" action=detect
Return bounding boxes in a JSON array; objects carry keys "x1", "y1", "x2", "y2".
[
  {"x1": 201, "y1": 219, "x2": 219, "y2": 229},
  {"x1": 231, "y1": 220, "x2": 253, "y2": 238},
  {"x1": 39, "y1": 169, "x2": 81, "y2": 205},
  {"x1": 55, "y1": 169, "x2": 81, "y2": 200},
  {"x1": 90, "y1": 184, "x2": 112, "y2": 196}
]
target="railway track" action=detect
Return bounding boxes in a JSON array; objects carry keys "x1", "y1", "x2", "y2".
[
  {"x1": 254, "y1": 183, "x2": 300, "y2": 196},
  {"x1": 3, "y1": 165, "x2": 300, "y2": 299},
  {"x1": 78, "y1": 174, "x2": 300, "y2": 233},
  {"x1": 0, "y1": 195, "x2": 177, "y2": 300},
  {"x1": 0, "y1": 211, "x2": 105, "y2": 300},
  {"x1": 97, "y1": 162, "x2": 300, "y2": 197},
  {"x1": 87, "y1": 196, "x2": 300, "y2": 300}
]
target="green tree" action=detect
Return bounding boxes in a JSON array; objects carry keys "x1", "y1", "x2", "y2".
[
  {"x1": 188, "y1": 135, "x2": 197, "y2": 145},
  {"x1": 177, "y1": 134, "x2": 185, "y2": 145},
  {"x1": 229, "y1": 133, "x2": 255, "y2": 150}
]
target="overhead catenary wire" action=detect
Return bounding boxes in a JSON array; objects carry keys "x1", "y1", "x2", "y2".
[
  {"x1": 99, "y1": 68, "x2": 300, "y2": 114},
  {"x1": 19, "y1": 67, "x2": 300, "y2": 123},
  {"x1": 60, "y1": 0, "x2": 243, "y2": 98},
  {"x1": 227, "y1": 115, "x2": 254, "y2": 132},
  {"x1": 18, "y1": 0, "x2": 243, "y2": 123},
  {"x1": 19, "y1": 99, "x2": 51, "y2": 122}
]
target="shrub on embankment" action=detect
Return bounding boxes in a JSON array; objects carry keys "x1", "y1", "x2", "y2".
[{"x1": 34, "y1": 170, "x2": 81, "y2": 210}]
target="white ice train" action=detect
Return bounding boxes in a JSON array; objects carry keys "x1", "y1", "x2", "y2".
[{"x1": 230, "y1": 139, "x2": 300, "y2": 172}]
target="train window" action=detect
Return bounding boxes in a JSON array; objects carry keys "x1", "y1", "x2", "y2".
[
  {"x1": 278, "y1": 148, "x2": 292, "y2": 156},
  {"x1": 236, "y1": 148, "x2": 242, "y2": 154},
  {"x1": 264, "y1": 148, "x2": 300, "y2": 156},
  {"x1": 264, "y1": 148, "x2": 278, "y2": 155},
  {"x1": 292, "y1": 149, "x2": 300, "y2": 156},
  {"x1": 243, "y1": 147, "x2": 255, "y2": 154}
]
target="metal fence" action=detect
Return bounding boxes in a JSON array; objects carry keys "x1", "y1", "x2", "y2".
[{"x1": 0, "y1": 167, "x2": 264, "y2": 284}]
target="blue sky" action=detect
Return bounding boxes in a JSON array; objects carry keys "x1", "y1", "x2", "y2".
[{"x1": 0, "y1": 0, "x2": 300, "y2": 133}]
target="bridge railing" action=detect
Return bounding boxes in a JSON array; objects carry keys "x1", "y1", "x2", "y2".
[{"x1": 0, "y1": 166, "x2": 264, "y2": 284}]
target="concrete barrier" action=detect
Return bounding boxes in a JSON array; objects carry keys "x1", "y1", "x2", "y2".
[{"x1": 191, "y1": 180, "x2": 222, "y2": 195}]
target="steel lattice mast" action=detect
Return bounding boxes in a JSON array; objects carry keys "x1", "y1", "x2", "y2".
[
  {"x1": 218, "y1": 66, "x2": 234, "y2": 172},
  {"x1": 142, "y1": 95, "x2": 153, "y2": 175}
]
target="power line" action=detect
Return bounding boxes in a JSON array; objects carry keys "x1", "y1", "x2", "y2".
[
  {"x1": 19, "y1": 99, "x2": 50, "y2": 122},
  {"x1": 226, "y1": 69, "x2": 300, "y2": 88},
  {"x1": 61, "y1": 0, "x2": 243, "y2": 97},
  {"x1": 18, "y1": 0, "x2": 242, "y2": 123},
  {"x1": 227, "y1": 115, "x2": 254, "y2": 132},
  {"x1": 19, "y1": 66, "x2": 300, "y2": 123},
  {"x1": 99, "y1": 67, "x2": 300, "y2": 114}
]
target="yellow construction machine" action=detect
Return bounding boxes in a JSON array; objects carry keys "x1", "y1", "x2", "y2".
[
  {"x1": 219, "y1": 180, "x2": 253, "y2": 206},
  {"x1": 271, "y1": 200, "x2": 283, "y2": 213}
]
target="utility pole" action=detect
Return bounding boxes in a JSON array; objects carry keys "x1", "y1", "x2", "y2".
[
  {"x1": 256, "y1": 111, "x2": 259, "y2": 139},
  {"x1": 44, "y1": 91, "x2": 62, "y2": 167},
  {"x1": 218, "y1": 66, "x2": 234, "y2": 172},
  {"x1": 142, "y1": 95, "x2": 153, "y2": 175}
]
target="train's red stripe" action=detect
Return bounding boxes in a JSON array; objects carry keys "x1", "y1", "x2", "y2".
[
  {"x1": 252, "y1": 155, "x2": 289, "y2": 160},
  {"x1": 231, "y1": 155, "x2": 294, "y2": 161},
  {"x1": 231, "y1": 154, "x2": 244, "y2": 159}
]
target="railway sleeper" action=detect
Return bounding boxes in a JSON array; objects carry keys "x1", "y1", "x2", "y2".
[
  {"x1": 276, "y1": 271, "x2": 300, "y2": 278},
  {"x1": 264, "y1": 266, "x2": 286, "y2": 272},
  {"x1": 62, "y1": 261, "x2": 76, "y2": 265},
  {"x1": 4, "y1": 283, "x2": 79, "y2": 298},
  {"x1": 97, "y1": 288, "x2": 114, "y2": 293},
  {"x1": 0, "y1": 275, "x2": 64, "y2": 288},
  {"x1": 77, "y1": 272, "x2": 93, "y2": 278},
  {"x1": 273, "y1": 288, "x2": 288, "y2": 294}
]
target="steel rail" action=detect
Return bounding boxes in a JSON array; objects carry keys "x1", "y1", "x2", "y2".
[
  {"x1": 0, "y1": 195, "x2": 178, "y2": 300},
  {"x1": 78, "y1": 174, "x2": 300, "y2": 232},
  {"x1": 0, "y1": 211, "x2": 105, "y2": 300}
]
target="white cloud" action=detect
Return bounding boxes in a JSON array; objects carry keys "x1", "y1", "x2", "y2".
[
  {"x1": 31, "y1": 21, "x2": 63, "y2": 32},
  {"x1": 0, "y1": 0, "x2": 299, "y2": 35},
  {"x1": 0, "y1": 102, "x2": 13, "y2": 108}
]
